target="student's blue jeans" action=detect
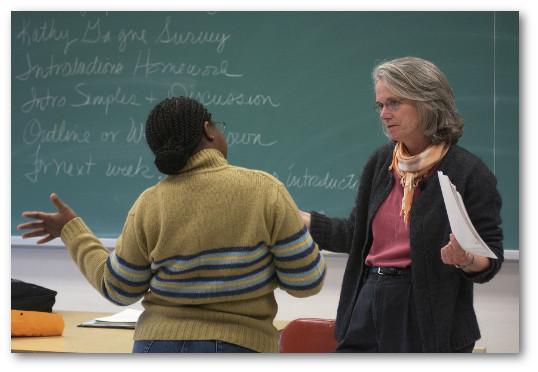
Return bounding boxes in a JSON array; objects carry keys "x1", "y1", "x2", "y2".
[{"x1": 132, "y1": 340, "x2": 257, "y2": 353}]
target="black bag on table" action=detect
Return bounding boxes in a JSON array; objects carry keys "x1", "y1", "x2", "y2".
[{"x1": 11, "y1": 279, "x2": 57, "y2": 313}]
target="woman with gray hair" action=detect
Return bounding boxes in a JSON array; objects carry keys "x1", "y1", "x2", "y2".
[{"x1": 301, "y1": 56, "x2": 503, "y2": 352}]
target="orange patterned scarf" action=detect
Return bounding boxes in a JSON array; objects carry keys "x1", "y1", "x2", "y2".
[{"x1": 389, "y1": 141, "x2": 449, "y2": 226}]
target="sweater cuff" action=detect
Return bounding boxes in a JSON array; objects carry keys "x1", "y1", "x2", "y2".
[{"x1": 60, "y1": 217, "x2": 90, "y2": 244}]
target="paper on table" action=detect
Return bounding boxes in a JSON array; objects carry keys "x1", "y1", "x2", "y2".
[
  {"x1": 437, "y1": 171, "x2": 497, "y2": 259},
  {"x1": 78, "y1": 309, "x2": 143, "y2": 329},
  {"x1": 93, "y1": 309, "x2": 142, "y2": 323}
]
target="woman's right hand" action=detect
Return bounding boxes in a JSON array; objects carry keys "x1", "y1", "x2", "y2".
[
  {"x1": 17, "y1": 193, "x2": 77, "y2": 244},
  {"x1": 299, "y1": 210, "x2": 311, "y2": 230}
]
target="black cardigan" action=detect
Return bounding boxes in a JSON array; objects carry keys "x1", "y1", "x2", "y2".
[{"x1": 310, "y1": 143, "x2": 503, "y2": 352}]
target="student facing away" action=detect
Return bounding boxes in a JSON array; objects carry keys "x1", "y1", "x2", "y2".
[{"x1": 18, "y1": 96, "x2": 326, "y2": 353}]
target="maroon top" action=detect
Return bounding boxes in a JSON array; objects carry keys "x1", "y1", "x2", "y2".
[{"x1": 366, "y1": 166, "x2": 438, "y2": 268}]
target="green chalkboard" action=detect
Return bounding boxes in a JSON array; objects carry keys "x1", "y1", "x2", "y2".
[{"x1": 11, "y1": 11, "x2": 518, "y2": 251}]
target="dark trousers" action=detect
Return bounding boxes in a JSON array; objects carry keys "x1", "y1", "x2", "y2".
[
  {"x1": 334, "y1": 269, "x2": 475, "y2": 353},
  {"x1": 335, "y1": 269, "x2": 421, "y2": 352}
]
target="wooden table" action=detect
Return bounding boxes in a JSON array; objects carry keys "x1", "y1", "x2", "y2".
[
  {"x1": 11, "y1": 311, "x2": 135, "y2": 353},
  {"x1": 11, "y1": 310, "x2": 290, "y2": 353}
]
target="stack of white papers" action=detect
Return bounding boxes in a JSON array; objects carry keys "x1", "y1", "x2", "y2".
[
  {"x1": 79, "y1": 309, "x2": 143, "y2": 329},
  {"x1": 437, "y1": 171, "x2": 497, "y2": 259}
]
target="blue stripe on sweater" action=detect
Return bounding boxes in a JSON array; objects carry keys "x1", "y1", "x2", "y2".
[
  {"x1": 276, "y1": 254, "x2": 326, "y2": 291},
  {"x1": 147, "y1": 242, "x2": 277, "y2": 300},
  {"x1": 151, "y1": 243, "x2": 267, "y2": 267},
  {"x1": 152, "y1": 243, "x2": 270, "y2": 275},
  {"x1": 270, "y1": 226, "x2": 326, "y2": 291},
  {"x1": 105, "y1": 225, "x2": 322, "y2": 301},
  {"x1": 155, "y1": 261, "x2": 271, "y2": 284},
  {"x1": 150, "y1": 276, "x2": 276, "y2": 299},
  {"x1": 277, "y1": 270, "x2": 325, "y2": 292},
  {"x1": 270, "y1": 226, "x2": 316, "y2": 261},
  {"x1": 102, "y1": 279, "x2": 147, "y2": 306},
  {"x1": 158, "y1": 251, "x2": 270, "y2": 276},
  {"x1": 150, "y1": 264, "x2": 276, "y2": 299},
  {"x1": 106, "y1": 252, "x2": 153, "y2": 286},
  {"x1": 277, "y1": 253, "x2": 322, "y2": 274}
]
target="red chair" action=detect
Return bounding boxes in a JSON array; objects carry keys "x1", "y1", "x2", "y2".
[{"x1": 279, "y1": 318, "x2": 338, "y2": 353}]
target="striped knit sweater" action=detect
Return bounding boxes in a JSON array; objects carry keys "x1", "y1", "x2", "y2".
[{"x1": 60, "y1": 149, "x2": 326, "y2": 353}]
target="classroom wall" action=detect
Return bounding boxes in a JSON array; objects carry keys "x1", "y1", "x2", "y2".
[{"x1": 11, "y1": 247, "x2": 519, "y2": 353}]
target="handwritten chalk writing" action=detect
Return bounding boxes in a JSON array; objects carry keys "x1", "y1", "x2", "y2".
[
  {"x1": 117, "y1": 28, "x2": 148, "y2": 52},
  {"x1": 133, "y1": 49, "x2": 242, "y2": 78},
  {"x1": 126, "y1": 119, "x2": 145, "y2": 143},
  {"x1": 16, "y1": 18, "x2": 78, "y2": 55},
  {"x1": 12, "y1": 13, "x2": 284, "y2": 193},
  {"x1": 170, "y1": 83, "x2": 281, "y2": 107},
  {"x1": 71, "y1": 83, "x2": 141, "y2": 114},
  {"x1": 81, "y1": 17, "x2": 112, "y2": 46},
  {"x1": 23, "y1": 119, "x2": 91, "y2": 145},
  {"x1": 155, "y1": 16, "x2": 231, "y2": 53},
  {"x1": 226, "y1": 132, "x2": 277, "y2": 147},
  {"x1": 283, "y1": 165, "x2": 359, "y2": 191},
  {"x1": 100, "y1": 130, "x2": 121, "y2": 142},
  {"x1": 81, "y1": 17, "x2": 149, "y2": 52},
  {"x1": 145, "y1": 91, "x2": 158, "y2": 105},
  {"x1": 105, "y1": 157, "x2": 154, "y2": 179},
  {"x1": 20, "y1": 87, "x2": 66, "y2": 113},
  {"x1": 25, "y1": 145, "x2": 96, "y2": 183},
  {"x1": 15, "y1": 53, "x2": 124, "y2": 81}
]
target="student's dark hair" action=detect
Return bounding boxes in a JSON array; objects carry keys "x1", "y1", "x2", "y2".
[{"x1": 145, "y1": 96, "x2": 211, "y2": 175}]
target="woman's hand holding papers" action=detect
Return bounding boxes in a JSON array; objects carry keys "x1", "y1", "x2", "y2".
[{"x1": 441, "y1": 234, "x2": 491, "y2": 273}]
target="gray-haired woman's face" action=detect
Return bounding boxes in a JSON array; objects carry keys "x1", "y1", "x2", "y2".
[{"x1": 375, "y1": 80, "x2": 431, "y2": 155}]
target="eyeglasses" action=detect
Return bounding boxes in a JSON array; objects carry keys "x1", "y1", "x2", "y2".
[
  {"x1": 214, "y1": 121, "x2": 226, "y2": 134},
  {"x1": 374, "y1": 98, "x2": 407, "y2": 114}
]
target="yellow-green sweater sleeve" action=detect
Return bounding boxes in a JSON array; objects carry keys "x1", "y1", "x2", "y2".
[
  {"x1": 269, "y1": 184, "x2": 326, "y2": 297},
  {"x1": 61, "y1": 216, "x2": 151, "y2": 306}
]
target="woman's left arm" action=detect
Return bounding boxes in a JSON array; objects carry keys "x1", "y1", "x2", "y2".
[{"x1": 441, "y1": 157, "x2": 503, "y2": 281}]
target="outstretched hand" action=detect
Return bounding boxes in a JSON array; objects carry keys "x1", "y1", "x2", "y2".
[{"x1": 17, "y1": 193, "x2": 77, "y2": 244}]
